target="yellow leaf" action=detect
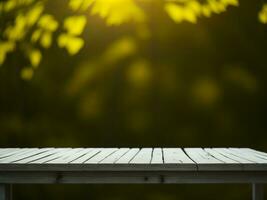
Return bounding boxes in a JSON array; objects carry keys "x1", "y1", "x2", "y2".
[
  {"x1": 208, "y1": 0, "x2": 227, "y2": 14},
  {"x1": 259, "y1": 12, "x2": 267, "y2": 24},
  {"x1": 38, "y1": 14, "x2": 58, "y2": 31},
  {"x1": 40, "y1": 32, "x2": 52, "y2": 48},
  {"x1": 31, "y1": 29, "x2": 42, "y2": 42},
  {"x1": 187, "y1": 1, "x2": 201, "y2": 15},
  {"x1": 3, "y1": 0, "x2": 34, "y2": 12},
  {"x1": 0, "y1": 41, "x2": 15, "y2": 53},
  {"x1": 183, "y1": 8, "x2": 198, "y2": 23},
  {"x1": 202, "y1": 5, "x2": 212, "y2": 17},
  {"x1": 29, "y1": 49, "x2": 42, "y2": 68},
  {"x1": 69, "y1": 0, "x2": 94, "y2": 11},
  {"x1": 259, "y1": 4, "x2": 267, "y2": 24},
  {"x1": 58, "y1": 34, "x2": 84, "y2": 55},
  {"x1": 64, "y1": 16, "x2": 87, "y2": 35},
  {"x1": 26, "y1": 3, "x2": 44, "y2": 26},
  {"x1": 5, "y1": 14, "x2": 26, "y2": 40},
  {"x1": 165, "y1": 3, "x2": 197, "y2": 23},
  {"x1": 58, "y1": 33, "x2": 71, "y2": 48},
  {"x1": 90, "y1": 0, "x2": 145, "y2": 25},
  {"x1": 165, "y1": 3, "x2": 184, "y2": 23},
  {"x1": 68, "y1": 0, "x2": 83, "y2": 11},
  {"x1": 4, "y1": 0, "x2": 16, "y2": 12},
  {"x1": 21, "y1": 67, "x2": 34, "y2": 80},
  {"x1": 81, "y1": 0, "x2": 95, "y2": 10},
  {"x1": 66, "y1": 37, "x2": 84, "y2": 55},
  {"x1": 221, "y1": 0, "x2": 239, "y2": 6},
  {"x1": 0, "y1": 41, "x2": 15, "y2": 65}
]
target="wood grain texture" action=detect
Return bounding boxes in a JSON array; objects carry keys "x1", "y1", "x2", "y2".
[
  {"x1": 0, "y1": 148, "x2": 266, "y2": 172},
  {"x1": 130, "y1": 148, "x2": 152, "y2": 164}
]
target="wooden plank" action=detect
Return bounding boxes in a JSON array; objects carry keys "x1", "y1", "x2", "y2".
[
  {"x1": 184, "y1": 148, "x2": 222, "y2": 164},
  {"x1": 0, "y1": 148, "x2": 267, "y2": 173},
  {"x1": 30, "y1": 148, "x2": 72, "y2": 163},
  {"x1": 241, "y1": 148, "x2": 267, "y2": 161},
  {"x1": 115, "y1": 148, "x2": 140, "y2": 164},
  {"x1": 71, "y1": 148, "x2": 102, "y2": 164},
  {"x1": 163, "y1": 148, "x2": 194, "y2": 164},
  {"x1": 203, "y1": 148, "x2": 242, "y2": 170},
  {"x1": 213, "y1": 148, "x2": 254, "y2": 163},
  {"x1": 184, "y1": 148, "x2": 230, "y2": 171},
  {"x1": 0, "y1": 149, "x2": 42, "y2": 163},
  {"x1": 204, "y1": 148, "x2": 240, "y2": 163},
  {"x1": 47, "y1": 149, "x2": 86, "y2": 164},
  {"x1": 130, "y1": 148, "x2": 152, "y2": 164},
  {"x1": 14, "y1": 149, "x2": 64, "y2": 164},
  {"x1": 211, "y1": 148, "x2": 267, "y2": 171},
  {"x1": 0, "y1": 149, "x2": 31, "y2": 159},
  {"x1": 0, "y1": 148, "x2": 53, "y2": 163},
  {"x1": 0, "y1": 149, "x2": 19, "y2": 155},
  {"x1": 100, "y1": 148, "x2": 130, "y2": 164},
  {"x1": 85, "y1": 148, "x2": 118, "y2": 163},
  {"x1": 245, "y1": 148, "x2": 267, "y2": 157},
  {"x1": 151, "y1": 148, "x2": 163, "y2": 164},
  {"x1": 53, "y1": 148, "x2": 84, "y2": 160},
  {"x1": 229, "y1": 148, "x2": 267, "y2": 163},
  {"x1": 47, "y1": 148, "x2": 93, "y2": 164},
  {"x1": 0, "y1": 149, "x2": 21, "y2": 159},
  {"x1": 0, "y1": 149, "x2": 8, "y2": 154}
]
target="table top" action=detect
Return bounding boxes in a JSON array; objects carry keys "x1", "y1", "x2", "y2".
[{"x1": 0, "y1": 148, "x2": 267, "y2": 171}]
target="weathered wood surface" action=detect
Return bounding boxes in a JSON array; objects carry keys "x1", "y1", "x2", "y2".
[
  {"x1": 0, "y1": 148, "x2": 266, "y2": 172},
  {"x1": 1, "y1": 148, "x2": 266, "y2": 200}
]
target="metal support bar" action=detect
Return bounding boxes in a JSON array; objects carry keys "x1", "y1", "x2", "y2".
[
  {"x1": 253, "y1": 184, "x2": 264, "y2": 200},
  {"x1": 0, "y1": 184, "x2": 12, "y2": 200}
]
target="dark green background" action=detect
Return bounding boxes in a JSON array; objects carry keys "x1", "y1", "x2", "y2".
[{"x1": 1, "y1": 0, "x2": 267, "y2": 199}]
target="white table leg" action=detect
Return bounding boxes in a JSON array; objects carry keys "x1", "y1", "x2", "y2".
[{"x1": 0, "y1": 185, "x2": 12, "y2": 200}]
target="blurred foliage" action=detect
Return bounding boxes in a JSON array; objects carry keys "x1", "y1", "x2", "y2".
[
  {"x1": 2, "y1": 0, "x2": 267, "y2": 80},
  {"x1": 1, "y1": 0, "x2": 267, "y2": 200},
  {"x1": 0, "y1": 0, "x2": 87, "y2": 79},
  {"x1": 1, "y1": 0, "x2": 267, "y2": 80},
  {"x1": 165, "y1": 0, "x2": 239, "y2": 23},
  {"x1": 258, "y1": 3, "x2": 267, "y2": 24}
]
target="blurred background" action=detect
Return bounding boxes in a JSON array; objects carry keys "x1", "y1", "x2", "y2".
[{"x1": 1, "y1": 0, "x2": 267, "y2": 199}]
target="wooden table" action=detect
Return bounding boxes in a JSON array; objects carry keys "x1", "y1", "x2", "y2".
[{"x1": 0, "y1": 148, "x2": 266, "y2": 200}]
